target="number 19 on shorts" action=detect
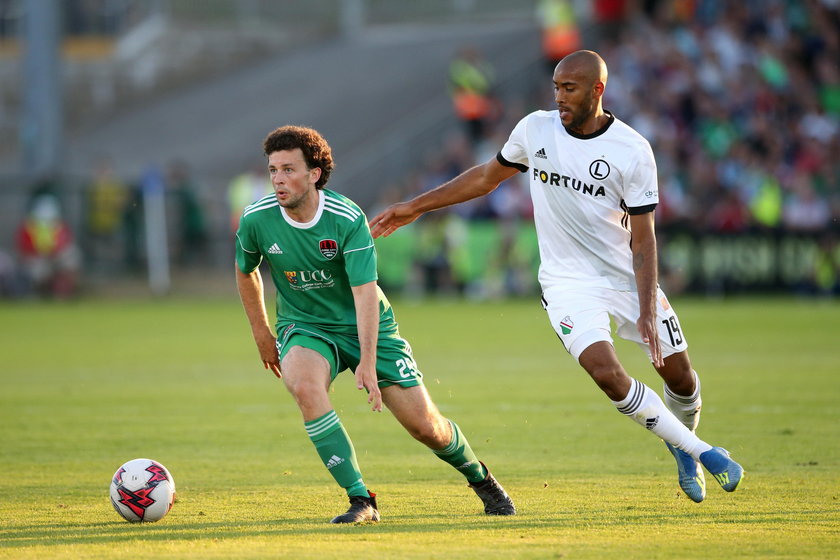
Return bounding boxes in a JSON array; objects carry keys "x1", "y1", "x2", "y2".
[{"x1": 661, "y1": 315, "x2": 684, "y2": 346}]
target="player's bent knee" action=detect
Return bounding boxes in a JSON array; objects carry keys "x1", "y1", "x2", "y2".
[
  {"x1": 657, "y1": 352, "x2": 695, "y2": 393},
  {"x1": 587, "y1": 364, "x2": 630, "y2": 399},
  {"x1": 284, "y1": 377, "x2": 327, "y2": 406},
  {"x1": 406, "y1": 418, "x2": 449, "y2": 448},
  {"x1": 407, "y1": 423, "x2": 440, "y2": 447}
]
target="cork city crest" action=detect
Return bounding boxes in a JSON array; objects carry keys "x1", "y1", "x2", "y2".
[{"x1": 319, "y1": 239, "x2": 338, "y2": 259}]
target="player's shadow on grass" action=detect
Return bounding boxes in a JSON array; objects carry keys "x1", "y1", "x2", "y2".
[{"x1": 1, "y1": 505, "x2": 770, "y2": 548}]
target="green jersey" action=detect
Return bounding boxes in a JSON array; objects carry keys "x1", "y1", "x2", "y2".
[{"x1": 235, "y1": 189, "x2": 396, "y2": 335}]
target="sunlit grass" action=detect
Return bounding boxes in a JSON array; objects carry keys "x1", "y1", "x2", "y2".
[{"x1": 1, "y1": 297, "x2": 838, "y2": 559}]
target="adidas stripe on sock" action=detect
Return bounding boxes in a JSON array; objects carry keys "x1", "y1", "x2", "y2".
[
  {"x1": 613, "y1": 378, "x2": 711, "y2": 459},
  {"x1": 305, "y1": 410, "x2": 368, "y2": 497}
]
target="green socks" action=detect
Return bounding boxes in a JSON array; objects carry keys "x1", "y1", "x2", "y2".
[
  {"x1": 432, "y1": 420, "x2": 488, "y2": 483},
  {"x1": 306, "y1": 413, "x2": 486, "y2": 492},
  {"x1": 305, "y1": 410, "x2": 368, "y2": 497}
]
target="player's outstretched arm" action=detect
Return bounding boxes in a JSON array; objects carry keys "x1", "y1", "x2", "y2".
[
  {"x1": 235, "y1": 264, "x2": 282, "y2": 378},
  {"x1": 369, "y1": 158, "x2": 518, "y2": 238}
]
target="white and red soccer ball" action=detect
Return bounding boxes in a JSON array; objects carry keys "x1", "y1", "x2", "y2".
[{"x1": 110, "y1": 458, "x2": 175, "y2": 522}]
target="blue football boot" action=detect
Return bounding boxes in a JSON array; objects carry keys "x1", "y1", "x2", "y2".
[
  {"x1": 699, "y1": 447, "x2": 744, "y2": 492},
  {"x1": 665, "y1": 441, "x2": 706, "y2": 502}
]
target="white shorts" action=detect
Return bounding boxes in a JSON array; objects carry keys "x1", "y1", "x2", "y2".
[{"x1": 541, "y1": 286, "x2": 689, "y2": 362}]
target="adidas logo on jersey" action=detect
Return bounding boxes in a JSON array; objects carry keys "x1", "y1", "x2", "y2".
[
  {"x1": 267, "y1": 243, "x2": 283, "y2": 255},
  {"x1": 325, "y1": 455, "x2": 345, "y2": 470},
  {"x1": 534, "y1": 147, "x2": 548, "y2": 159}
]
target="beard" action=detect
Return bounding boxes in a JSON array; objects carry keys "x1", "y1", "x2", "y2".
[
  {"x1": 276, "y1": 190, "x2": 307, "y2": 209},
  {"x1": 561, "y1": 94, "x2": 597, "y2": 131}
]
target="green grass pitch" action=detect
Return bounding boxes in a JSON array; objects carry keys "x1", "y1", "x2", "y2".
[{"x1": 1, "y1": 296, "x2": 838, "y2": 559}]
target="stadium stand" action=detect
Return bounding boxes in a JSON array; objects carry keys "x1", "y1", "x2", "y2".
[{"x1": 0, "y1": 1, "x2": 837, "y2": 297}]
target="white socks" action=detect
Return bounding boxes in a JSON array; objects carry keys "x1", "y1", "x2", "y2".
[
  {"x1": 613, "y1": 378, "x2": 711, "y2": 459},
  {"x1": 664, "y1": 370, "x2": 702, "y2": 431}
]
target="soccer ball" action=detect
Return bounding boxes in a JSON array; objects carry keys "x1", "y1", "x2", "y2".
[{"x1": 110, "y1": 458, "x2": 176, "y2": 522}]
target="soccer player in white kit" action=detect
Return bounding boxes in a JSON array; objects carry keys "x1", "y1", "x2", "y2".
[{"x1": 370, "y1": 50, "x2": 744, "y2": 502}]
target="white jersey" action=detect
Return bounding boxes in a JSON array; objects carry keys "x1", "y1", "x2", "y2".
[{"x1": 499, "y1": 110, "x2": 658, "y2": 291}]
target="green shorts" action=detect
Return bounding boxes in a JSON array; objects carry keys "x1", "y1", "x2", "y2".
[{"x1": 275, "y1": 323, "x2": 423, "y2": 388}]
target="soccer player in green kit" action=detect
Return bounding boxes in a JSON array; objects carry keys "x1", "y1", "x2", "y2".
[{"x1": 235, "y1": 125, "x2": 515, "y2": 524}]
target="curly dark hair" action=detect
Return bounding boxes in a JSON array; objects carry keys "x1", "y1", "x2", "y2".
[{"x1": 263, "y1": 125, "x2": 334, "y2": 189}]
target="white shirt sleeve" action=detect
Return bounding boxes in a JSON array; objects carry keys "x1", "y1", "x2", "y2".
[
  {"x1": 623, "y1": 141, "x2": 659, "y2": 211},
  {"x1": 499, "y1": 114, "x2": 531, "y2": 170}
]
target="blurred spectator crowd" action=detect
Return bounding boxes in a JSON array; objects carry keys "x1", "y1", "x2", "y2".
[
  {"x1": 416, "y1": 0, "x2": 840, "y2": 233},
  {"x1": 0, "y1": 159, "x2": 211, "y2": 298},
  {"x1": 602, "y1": 0, "x2": 839, "y2": 235},
  {"x1": 2, "y1": 0, "x2": 838, "y2": 299},
  {"x1": 379, "y1": 0, "x2": 840, "y2": 298}
]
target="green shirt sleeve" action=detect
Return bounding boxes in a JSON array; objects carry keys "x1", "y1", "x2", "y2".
[
  {"x1": 235, "y1": 215, "x2": 263, "y2": 273},
  {"x1": 343, "y1": 212, "x2": 378, "y2": 287}
]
